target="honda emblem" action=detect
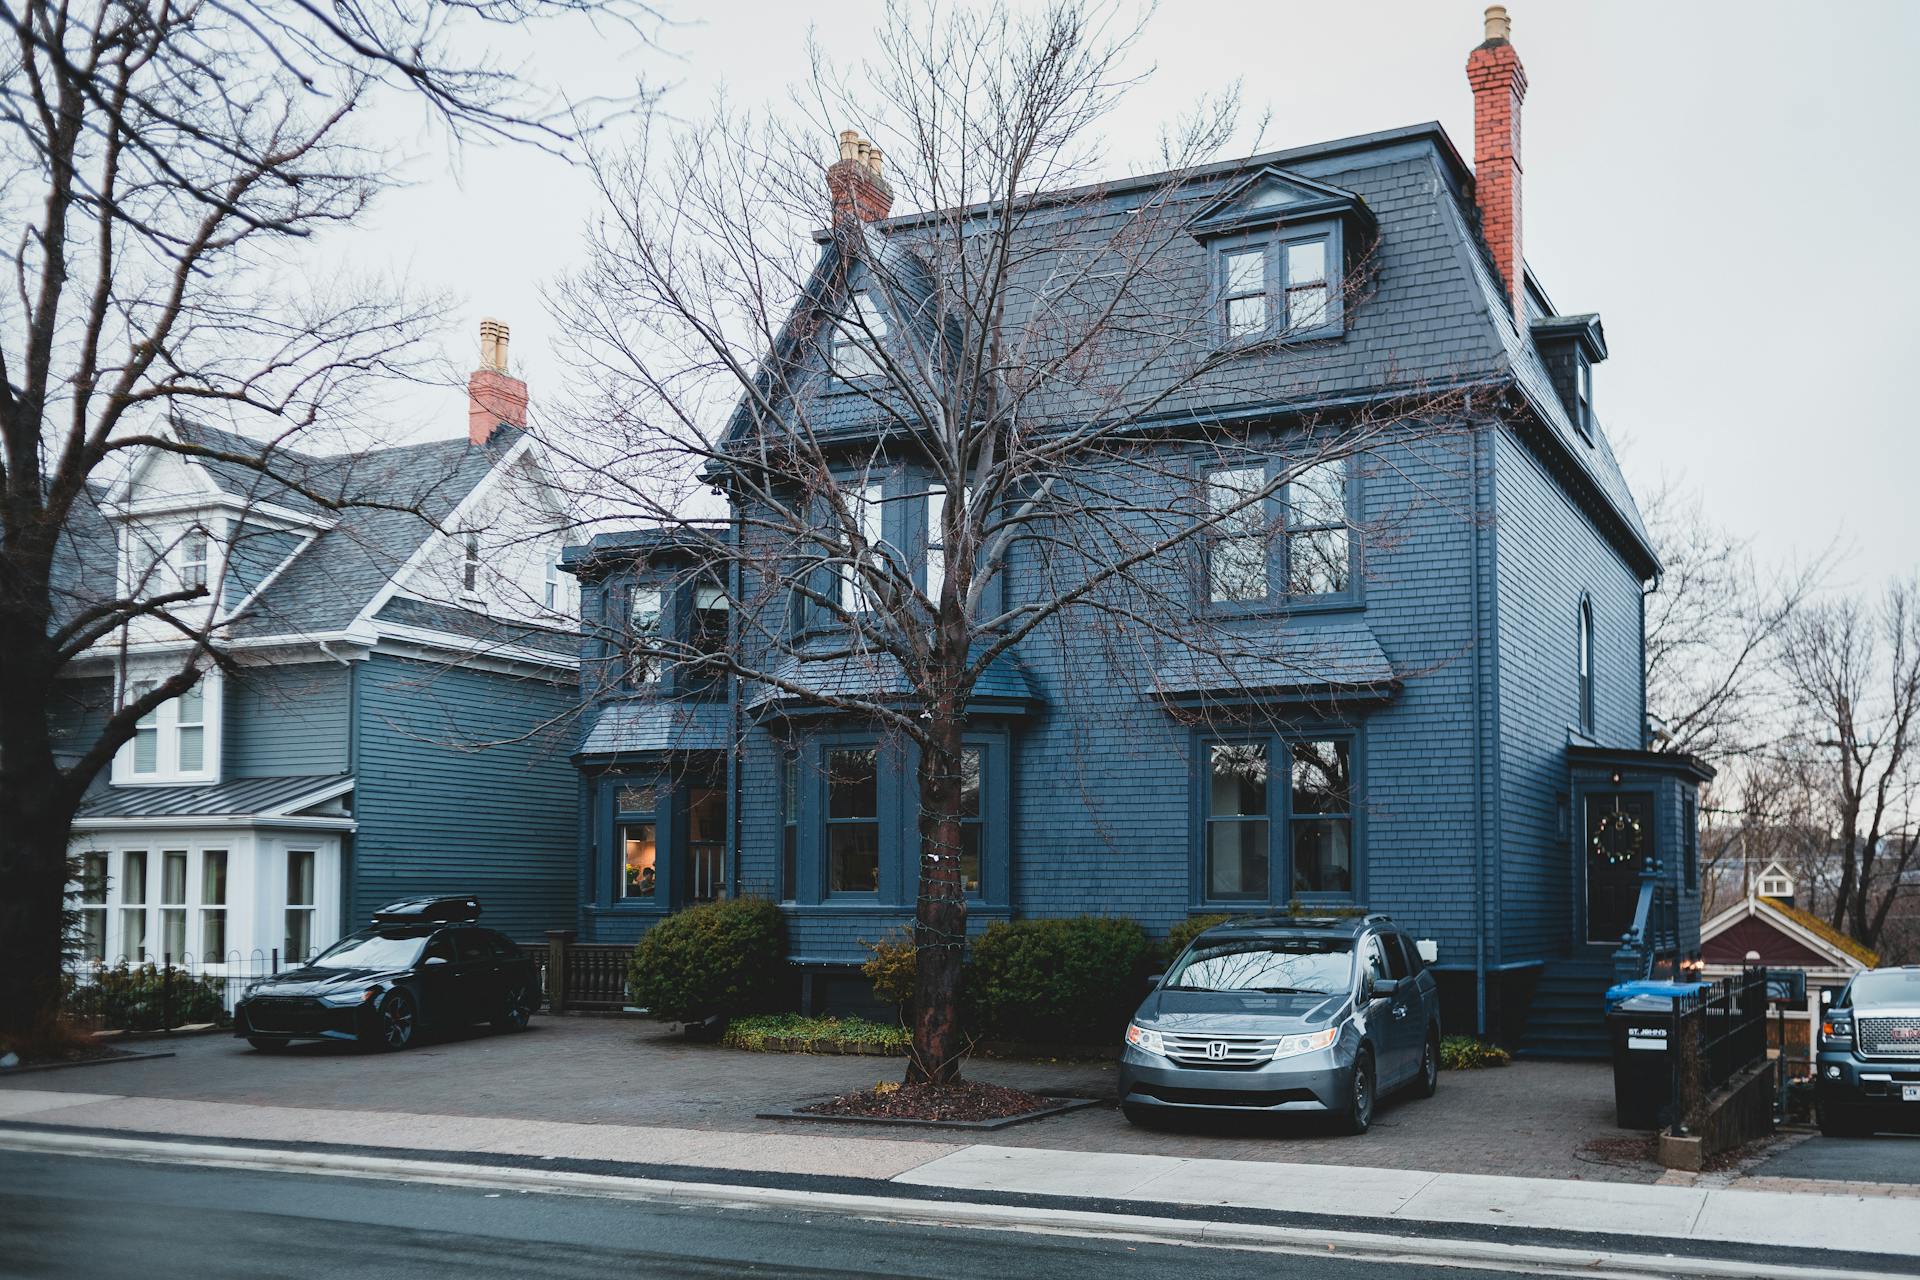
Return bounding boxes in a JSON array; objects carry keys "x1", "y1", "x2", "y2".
[{"x1": 1206, "y1": 1040, "x2": 1229, "y2": 1060}]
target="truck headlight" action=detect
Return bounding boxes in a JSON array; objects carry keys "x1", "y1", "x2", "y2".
[
  {"x1": 1125, "y1": 1023, "x2": 1165, "y2": 1057},
  {"x1": 1821, "y1": 1016, "x2": 1853, "y2": 1046},
  {"x1": 1273, "y1": 1026, "x2": 1340, "y2": 1059}
]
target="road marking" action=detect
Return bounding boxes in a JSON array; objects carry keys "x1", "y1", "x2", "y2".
[{"x1": 1, "y1": 1128, "x2": 1910, "y2": 1280}]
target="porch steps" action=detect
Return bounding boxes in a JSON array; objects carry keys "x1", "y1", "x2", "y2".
[{"x1": 1514, "y1": 958, "x2": 1613, "y2": 1061}]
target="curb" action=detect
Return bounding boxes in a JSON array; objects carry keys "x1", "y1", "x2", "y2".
[
  {"x1": 755, "y1": 1095, "x2": 1101, "y2": 1130},
  {"x1": 2, "y1": 1127, "x2": 1912, "y2": 1280},
  {"x1": 0, "y1": 1049, "x2": 176, "y2": 1075}
]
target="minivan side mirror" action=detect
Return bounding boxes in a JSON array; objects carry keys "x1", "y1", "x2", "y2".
[
  {"x1": 423, "y1": 955, "x2": 450, "y2": 967},
  {"x1": 1368, "y1": 976, "x2": 1400, "y2": 1000}
]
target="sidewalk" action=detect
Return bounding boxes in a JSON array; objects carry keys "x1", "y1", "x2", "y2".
[{"x1": 5, "y1": 1083, "x2": 1920, "y2": 1265}]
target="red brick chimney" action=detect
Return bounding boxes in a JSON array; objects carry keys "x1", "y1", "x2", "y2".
[
  {"x1": 827, "y1": 130, "x2": 893, "y2": 225},
  {"x1": 467, "y1": 317, "x2": 528, "y2": 445},
  {"x1": 1466, "y1": 5, "x2": 1528, "y2": 308}
]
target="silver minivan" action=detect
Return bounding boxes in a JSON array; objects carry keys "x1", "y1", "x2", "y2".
[{"x1": 1118, "y1": 913, "x2": 1441, "y2": 1134}]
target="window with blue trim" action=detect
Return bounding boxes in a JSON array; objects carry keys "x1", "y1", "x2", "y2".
[
  {"x1": 1204, "y1": 458, "x2": 1354, "y2": 605},
  {"x1": 1577, "y1": 595, "x2": 1595, "y2": 734},
  {"x1": 1200, "y1": 735, "x2": 1356, "y2": 903},
  {"x1": 825, "y1": 746, "x2": 880, "y2": 894},
  {"x1": 1212, "y1": 226, "x2": 1341, "y2": 345}
]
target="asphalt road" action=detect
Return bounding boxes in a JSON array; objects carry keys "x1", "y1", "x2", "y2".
[
  {"x1": 1755, "y1": 1129, "x2": 1920, "y2": 1185},
  {"x1": 0, "y1": 1149, "x2": 1524, "y2": 1280}
]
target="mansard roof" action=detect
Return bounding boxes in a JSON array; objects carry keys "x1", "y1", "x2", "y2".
[{"x1": 720, "y1": 120, "x2": 1656, "y2": 578}]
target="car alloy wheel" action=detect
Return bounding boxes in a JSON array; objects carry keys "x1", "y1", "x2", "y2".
[
  {"x1": 495, "y1": 984, "x2": 533, "y2": 1032},
  {"x1": 1345, "y1": 1050, "x2": 1375, "y2": 1135},
  {"x1": 375, "y1": 992, "x2": 415, "y2": 1051}
]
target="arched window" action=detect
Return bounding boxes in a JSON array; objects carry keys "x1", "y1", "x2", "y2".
[{"x1": 1577, "y1": 595, "x2": 1595, "y2": 734}]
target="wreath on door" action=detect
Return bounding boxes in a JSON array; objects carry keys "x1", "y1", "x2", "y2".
[{"x1": 1590, "y1": 807, "x2": 1644, "y2": 867}]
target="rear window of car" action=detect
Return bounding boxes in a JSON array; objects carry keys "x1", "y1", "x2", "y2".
[
  {"x1": 1165, "y1": 936, "x2": 1353, "y2": 996},
  {"x1": 1849, "y1": 970, "x2": 1920, "y2": 1007}
]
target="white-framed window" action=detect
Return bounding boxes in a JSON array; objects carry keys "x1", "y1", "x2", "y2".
[
  {"x1": 1222, "y1": 248, "x2": 1269, "y2": 339},
  {"x1": 76, "y1": 852, "x2": 108, "y2": 962},
  {"x1": 159, "y1": 850, "x2": 188, "y2": 960},
  {"x1": 120, "y1": 850, "x2": 149, "y2": 961},
  {"x1": 285, "y1": 849, "x2": 316, "y2": 962},
  {"x1": 179, "y1": 528, "x2": 209, "y2": 590},
  {"x1": 462, "y1": 532, "x2": 481, "y2": 594},
  {"x1": 199, "y1": 849, "x2": 228, "y2": 959},
  {"x1": 839, "y1": 482, "x2": 884, "y2": 613},
  {"x1": 122, "y1": 520, "x2": 222, "y2": 599},
  {"x1": 544, "y1": 557, "x2": 561, "y2": 610},
  {"x1": 114, "y1": 671, "x2": 222, "y2": 784},
  {"x1": 832, "y1": 291, "x2": 890, "y2": 379}
]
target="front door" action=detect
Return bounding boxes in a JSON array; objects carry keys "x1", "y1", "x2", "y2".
[{"x1": 1585, "y1": 793, "x2": 1651, "y2": 944}]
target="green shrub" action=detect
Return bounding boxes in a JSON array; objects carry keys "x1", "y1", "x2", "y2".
[
  {"x1": 65, "y1": 963, "x2": 227, "y2": 1031},
  {"x1": 1439, "y1": 1035, "x2": 1511, "y2": 1070},
  {"x1": 1158, "y1": 914, "x2": 1238, "y2": 967},
  {"x1": 967, "y1": 915, "x2": 1153, "y2": 1043},
  {"x1": 861, "y1": 928, "x2": 917, "y2": 1008},
  {"x1": 627, "y1": 897, "x2": 785, "y2": 1024}
]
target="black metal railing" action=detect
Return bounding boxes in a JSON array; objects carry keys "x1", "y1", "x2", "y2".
[
  {"x1": 1669, "y1": 967, "x2": 1768, "y2": 1135},
  {"x1": 64, "y1": 949, "x2": 315, "y2": 1032},
  {"x1": 1613, "y1": 862, "x2": 1682, "y2": 984}
]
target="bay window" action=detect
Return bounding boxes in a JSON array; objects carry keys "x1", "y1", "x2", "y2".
[
  {"x1": 76, "y1": 853, "x2": 108, "y2": 962},
  {"x1": 1206, "y1": 743, "x2": 1271, "y2": 899},
  {"x1": 826, "y1": 747, "x2": 880, "y2": 894},
  {"x1": 160, "y1": 850, "x2": 187, "y2": 959},
  {"x1": 200, "y1": 849, "x2": 228, "y2": 958},
  {"x1": 121, "y1": 851, "x2": 148, "y2": 961},
  {"x1": 285, "y1": 850, "x2": 316, "y2": 962},
  {"x1": 629, "y1": 587, "x2": 663, "y2": 684},
  {"x1": 839, "y1": 483, "x2": 884, "y2": 614}
]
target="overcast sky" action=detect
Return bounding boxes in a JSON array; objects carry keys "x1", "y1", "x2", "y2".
[{"x1": 354, "y1": 0, "x2": 1918, "y2": 587}]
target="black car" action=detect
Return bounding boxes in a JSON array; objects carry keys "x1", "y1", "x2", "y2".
[
  {"x1": 1815, "y1": 964, "x2": 1920, "y2": 1136},
  {"x1": 233, "y1": 896, "x2": 538, "y2": 1052}
]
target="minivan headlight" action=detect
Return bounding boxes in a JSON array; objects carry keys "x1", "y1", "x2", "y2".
[
  {"x1": 1272, "y1": 1026, "x2": 1340, "y2": 1059},
  {"x1": 1126, "y1": 1023, "x2": 1165, "y2": 1057}
]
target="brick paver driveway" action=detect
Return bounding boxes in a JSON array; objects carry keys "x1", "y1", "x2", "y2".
[{"x1": 2, "y1": 1015, "x2": 1664, "y2": 1183}]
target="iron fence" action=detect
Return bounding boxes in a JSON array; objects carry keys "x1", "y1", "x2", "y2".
[
  {"x1": 65, "y1": 949, "x2": 314, "y2": 1032},
  {"x1": 1670, "y1": 967, "x2": 1768, "y2": 1135}
]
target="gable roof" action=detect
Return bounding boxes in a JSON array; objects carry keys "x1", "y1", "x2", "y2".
[
  {"x1": 720, "y1": 120, "x2": 1656, "y2": 578},
  {"x1": 1700, "y1": 893, "x2": 1880, "y2": 971},
  {"x1": 1763, "y1": 896, "x2": 1881, "y2": 969}
]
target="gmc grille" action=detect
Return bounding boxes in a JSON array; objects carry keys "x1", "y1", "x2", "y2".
[{"x1": 1858, "y1": 1016, "x2": 1920, "y2": 1057}]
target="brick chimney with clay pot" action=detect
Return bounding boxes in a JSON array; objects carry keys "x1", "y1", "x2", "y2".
[
  {"x1": 1466, "y1": 5, "x2": 1528, "y2": 308},
  {"x1": 827, "y1": 130, "x2": 893, "y2": 225},
  {"x1": 467, "y1": 317, "x2": 528, "y2": 445}
]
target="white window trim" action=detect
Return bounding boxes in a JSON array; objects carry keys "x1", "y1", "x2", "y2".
[
  {"x1": 839, "y1": 482, "x2": 885, "y2": 614},
  {"x1": 112, "y1": 669, "x2": 223, "y2": 785},
  {"x1": 832, "y1": 292, "x2": 889, "y2": 379},
  {"x1": 121, "y1": 518, "x2": 226, "y2": 602}
]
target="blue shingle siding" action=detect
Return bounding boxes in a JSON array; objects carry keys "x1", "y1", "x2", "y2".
[
  {"x1": 1491, "y1": 429, "x2": 1645, "y2": 961},
  {"x1": 223, "y1": 662, "x2": 351, "y2": 777},
  {"x1": 350, "y1": 654, "x2": 578, "y2": 940}
]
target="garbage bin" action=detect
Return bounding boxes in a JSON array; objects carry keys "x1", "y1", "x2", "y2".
[
  {"x1": 1608, "y1": 993, "x2": 1682, "y2": 1129},
  {"x1": 1604, "y1": 979, "x2": 1707, "y2": 1009}
]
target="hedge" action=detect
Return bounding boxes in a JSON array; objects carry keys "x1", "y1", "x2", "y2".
[
  {"x1": 967, "y1": 915, "x2": 1153, "y2": 1043},
  {"x1": 627, "y1": 897, "x2": 785, "y2": 1025}
]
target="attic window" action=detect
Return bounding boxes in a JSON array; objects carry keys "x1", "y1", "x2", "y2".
[
  {"x1": 1758, "y1": 870, "x2": 1794, "y2": 899},
  {"x1": 1575, "y1": 358, "x2": 1594, "y2": 439},
  {"x1": 1213, "y1": 230, "x2": 1343, "y2": 345},
  {"x1": 462, "y1": 533, "x2": 481, "y2": 593},
  {"x1": 832, "y1": 291, "x2": 889, "y2": 379}
]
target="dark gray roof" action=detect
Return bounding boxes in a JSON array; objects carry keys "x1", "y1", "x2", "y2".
[
  {"x1": 77, "y1": 773, "x2": 351, "y2": 820},
  {"x1": 723, "y1": 121, "x2": 1654, "y2": 576},
  {"x1": 1151, "y1": 619, "x2": 1395, "y2": 697},
  {"x1": 745, "y1": 639, "x2": 1039, "y2": 713},
  {"x1": 374, "y1": 596, "x2": 577, "y2": 658},
  {"x1": 576, "y1": 700, "x2": 732, "y2": 757}
]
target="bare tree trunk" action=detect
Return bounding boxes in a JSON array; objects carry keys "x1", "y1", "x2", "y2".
[{"x1": 909, "y1": 706, "x2": 968, "y2": 1084}]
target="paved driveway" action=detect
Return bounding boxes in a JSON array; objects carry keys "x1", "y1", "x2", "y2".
[
  {"x1": 1749, "y1": 1131, "x2": 1920, "y2": 1186},
  {"x1": 3, "y1": 1015, "x2": 1663, "y2": 1183}
]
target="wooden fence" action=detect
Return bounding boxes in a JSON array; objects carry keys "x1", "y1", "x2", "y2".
[{"x1": 532, "y1": 932, "x2": 633, "y2": 1013}]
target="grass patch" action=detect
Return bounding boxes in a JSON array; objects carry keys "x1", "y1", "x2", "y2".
[
  {"x1": 722, "y1": 1013, "x2": 910, "y2": 1054},
  {"x1": 1439, "y1": 1035, "x2": 1512, "y2": 1070}
]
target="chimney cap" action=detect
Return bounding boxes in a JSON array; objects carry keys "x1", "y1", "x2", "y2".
[
  {"x1": 478, "y1": 317, "x2": 510, "y2": 373},
  {"x1": 1482, "y1": 5, "x2": 1511, "y2": 43}
]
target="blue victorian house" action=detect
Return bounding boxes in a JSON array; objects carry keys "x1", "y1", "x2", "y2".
[{"x1": 562, "y1": 15, "x2": 1708, "y2": 1050}]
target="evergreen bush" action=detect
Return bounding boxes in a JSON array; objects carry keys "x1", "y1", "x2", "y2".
[
  {"x1": 967, "y1": 915, "x2": 1153, "y2": 1043},
  {"x1": 627, "y1": 897, "x2": 785, "y2": 1025}
]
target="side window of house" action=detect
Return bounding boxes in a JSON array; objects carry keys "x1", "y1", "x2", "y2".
[
  {"x1": 1216, "y1": 233, "x2": 1338, "y2": 343},
  {"x1": 1577, "y1": 595, "x2": 1595, "y2": 733},
  {"x1": 1205, "y1": 743, "x2": 1270, "y2": 899},
  {"x1": 1290, "y1": 739, "x2": 1353, "y2": 894},
  {"x1": 838, "y1": 483, "x2": 884, "y2": 614},
  {"x1": 1207, "y1": 467, "x2": 1268, "y2": 603},
  {"x1": 630, "y1": 587, "x2": 663, "y2": 684},
  {"x1": 1286, "y1": 460, "x2": 1350, "y2": 596},
  {"x1": 781, "y1": 754, "x2": 799, "y2": 902},
  {"x1": 1200, "y1": 736, "x2": 1356, "y2": 905},
  {"x1": 619, "y1": 786, "x2": 657, "y2": 900},
  {"x1": 832, "y1": 291, "x2": 889, "y2": 379},
  {"x1": 958, "y1": 747, "x2": 983, "y2": 895}
]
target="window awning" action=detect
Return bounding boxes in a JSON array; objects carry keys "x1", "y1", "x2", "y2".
[
  {"x1": 1150, "y1": 619, "x2": 1397, "y2": 710},
  {"x1": 744, "y1": 639, "x2": 1041, "y2": 720}
]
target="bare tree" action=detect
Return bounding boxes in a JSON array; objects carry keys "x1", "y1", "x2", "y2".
[
  {"x1": 1775, "y1": 581, "x2": 1920, "y2": 948},
  {"x1": 0, "y1": 0, "x2": 654, "y2": 1040},
  {"x1": 549, "y1": 1, "x2": 1469, "y2": 1083}
]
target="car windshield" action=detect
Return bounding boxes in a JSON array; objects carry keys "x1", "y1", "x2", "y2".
[
  {"x1": 308, "y1": 932, "x2": 429, "y2": 972},
  {"x1": 1849, "y1": 969, "x2": 1920, "y2": 1007},
  {"x1": 1165, "y1": 937, "x2": 1353, "y2": 995}
]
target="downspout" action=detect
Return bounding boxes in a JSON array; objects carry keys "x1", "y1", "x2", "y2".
[
  {"x1": 1470, "y1": 409, "x2": 1490, "y2": 1038},
  {"x1": 727, "y1": 505, "x2": 744, "y2": 900}
]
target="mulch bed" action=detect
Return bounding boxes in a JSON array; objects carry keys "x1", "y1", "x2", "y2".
[{"x1": 801, "y1": 1080, "x2": 1056, "y2": 1124}]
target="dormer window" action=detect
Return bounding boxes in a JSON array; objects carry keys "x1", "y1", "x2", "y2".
[
  {"x1": 690, "y1": 584, "x2": 730, "y2": 666},
  {"x1": 832, "y1": 291, "x2": 889, "y2": 379},
  {"x1": 1223, "y1": 249, "x2": 1268, "y2": 338},
  {"x1": 179, "y1": 529, "x2": 209, "y2": 591},
  {"x1": 1214, "y1": 234, "x2": 1338, "y2": 344},
  {"x1": 1576, "y1": 357, "x2": 1594, "y2": 436}
]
